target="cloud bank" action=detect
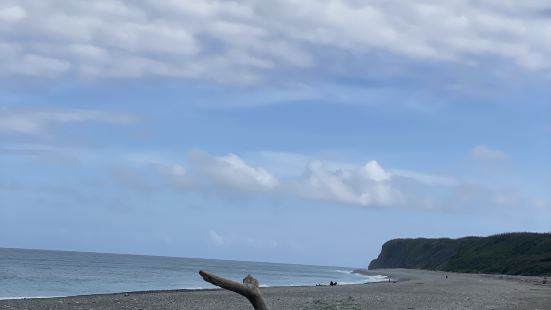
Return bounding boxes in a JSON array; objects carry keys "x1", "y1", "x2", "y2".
[
  {"x1": 2, "y1": 1, "x2": 551, "y2": 83},
  {"x1": 159, "y1": 150, "x2": 521, "y2": 210},
  {"x1": 0, "y1": 108, "x2": 137, "y2": 135},
  {"x1": 471, "y1": 145, "x2": 509, "y2": 161}
]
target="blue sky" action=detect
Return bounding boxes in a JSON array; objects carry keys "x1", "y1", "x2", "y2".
[{"x1": 0, "y1": 0, "x2": 550, "y2": 267}]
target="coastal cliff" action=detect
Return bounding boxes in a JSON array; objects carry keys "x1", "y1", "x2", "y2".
[{"x1": 369, "y1": 232, "x2": 551, "y2": 275}]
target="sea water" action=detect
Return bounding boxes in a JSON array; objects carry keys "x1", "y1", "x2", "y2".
[{"x1": 0, "y1": 248, "x2": 385, "y2": 299}]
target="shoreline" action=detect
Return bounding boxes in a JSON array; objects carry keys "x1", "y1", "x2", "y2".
[
  {"x1": 0, "y1": 270, "x2": 387, "y2": 302},
  {"x1": 353, "y1": 268, "x2": 405, "y2": 282},
  {"x1": 1, "y1": 269, "x2": 549, "y2": 309},
  {"x1": 0, "y1": 277, "x2": 388, "y2": 302}
]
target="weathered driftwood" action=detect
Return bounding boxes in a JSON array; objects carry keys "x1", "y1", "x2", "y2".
[{"x1": 199, "y1": 270, "x2": 270, "y2": 310}]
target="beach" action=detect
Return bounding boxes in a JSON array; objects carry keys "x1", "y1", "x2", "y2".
[{"x1": 1, "y1": 268, "x2": 549, "y2": 309}]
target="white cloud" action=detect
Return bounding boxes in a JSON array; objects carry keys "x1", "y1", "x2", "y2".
[
  {"x1": 184, "y1": 150, "x2": 279, "y2": 192},
  {"x1": 207, "y1": 229, "x2": 280, "y2": 249},
  {"x1": 0, "y1": 108, "x2": 137, "y2": 135},
  {"x1": 10, "y1": 54, "x2": 71, "y2": 76},
  {"x1": 251, "y1": 150, "x2": 458, "y2": 185},
  {"x1": 390, "y1": 169, "x2": 457, "y2": 186},
  {"x1": 0, "y1": 5, "x2": 27, "y2": 23},
  {"x1": 2, "y1": 1, "x2": 551, "y2": 82},
  {"x1": 157, "y1": 163, "x2": 191, "y2": 189},
  {"x1": 295, "y1": 160, "x2": 403, "y2": 207},
  {"x1": 471, "y1": 145, "x2": 509, "y2": 161},
  {"x1": 208, "y1": 229, "x2": 225, "y2": 246}
]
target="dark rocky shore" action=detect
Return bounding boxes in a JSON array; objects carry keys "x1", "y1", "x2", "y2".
[{"x1": 1, "y1": 269, "x2": 550, "y2": 309}]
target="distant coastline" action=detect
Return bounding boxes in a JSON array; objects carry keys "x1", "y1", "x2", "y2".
[{"x1": 369, "y1": 232, "x2": 551, "y2": 276}]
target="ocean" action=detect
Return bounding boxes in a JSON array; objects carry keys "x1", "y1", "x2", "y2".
[{"x1": 0, "y1": 248, "x2": 385, "y2": 299}]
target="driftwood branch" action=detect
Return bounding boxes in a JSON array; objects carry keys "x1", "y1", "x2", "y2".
[{"x1": 199, "y1": 270, "x2": 270, "y2": 310}]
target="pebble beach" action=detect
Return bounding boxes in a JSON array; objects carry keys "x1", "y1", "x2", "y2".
[{"x1": 1, "y1": 269, "x2": 550, "y2": 309}]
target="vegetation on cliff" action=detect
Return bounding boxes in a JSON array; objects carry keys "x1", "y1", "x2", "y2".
[{"x1": 369, "y1": 232, "x2": 551, "y2": 275}]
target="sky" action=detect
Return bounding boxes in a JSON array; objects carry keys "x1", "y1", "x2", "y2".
[{"x1": 0, "y1": 0, "x2": 550, "y2": 267}]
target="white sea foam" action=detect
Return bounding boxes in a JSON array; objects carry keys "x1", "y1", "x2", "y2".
[
  {"x1": 371, "y1": 275, "x2": 389, "y2": 280},
  {"x1": 0, "y1": 296, "x2": 62, "y2": 300},
  {"x1": 335, "y1": 269, "x2": 354, "y2": 274},
  {"x1": 181, "y1": 287, "x2": 209, "y2": 290}
]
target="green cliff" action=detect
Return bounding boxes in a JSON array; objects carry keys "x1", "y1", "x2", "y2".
[{"x1": 369, "y1": 232, "x2": 551, "y2": 275}]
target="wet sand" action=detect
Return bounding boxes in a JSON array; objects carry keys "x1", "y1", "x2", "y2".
[{"x1": 1, "y1": 268, "x2": 549, "y2": 309}]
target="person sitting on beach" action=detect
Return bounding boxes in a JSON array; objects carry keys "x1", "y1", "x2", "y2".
[{"x1": 329, "y1": 281, "x2": 334, "y2": 286}]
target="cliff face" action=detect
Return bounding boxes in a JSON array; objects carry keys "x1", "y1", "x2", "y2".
[
  {"x1": 368, "y1": 238, "x2": 460, "y2": 270},
  {"x1": 368, "y1": 233, "x2": 551, "y2": 276}
]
